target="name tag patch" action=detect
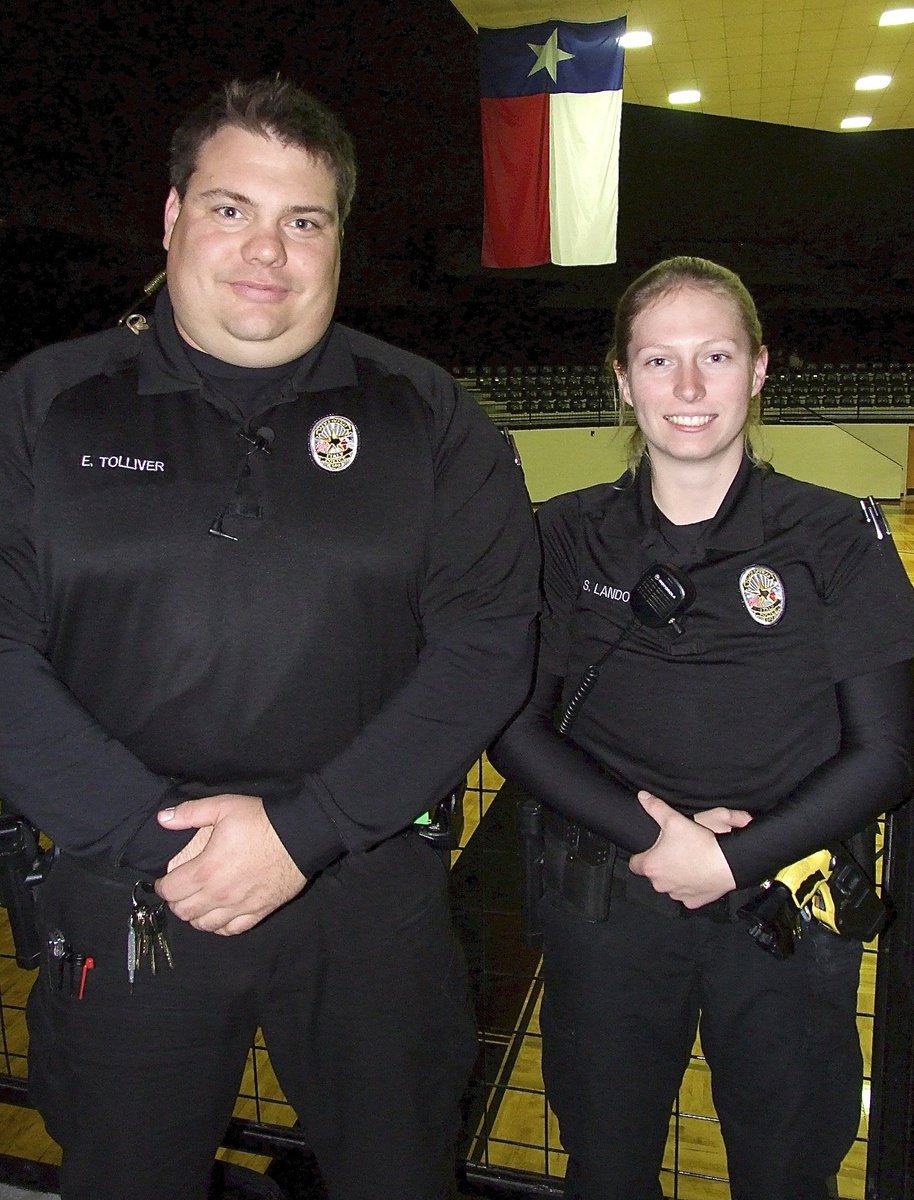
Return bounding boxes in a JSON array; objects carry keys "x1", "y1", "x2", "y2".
[
  {"x1": 582, "y1": 578, "x2": 630, "y2": 602},
  {"x1": 81, "y1": 455, "x2": 165, "y2": 472}
]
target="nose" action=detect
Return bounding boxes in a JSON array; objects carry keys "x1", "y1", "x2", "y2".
[
  {"x1": 674, "y1": 361, "x2": 705, "y2": 403},
  {"x1": 241, "y1": 224, "x2": 287, "y2": 268}
]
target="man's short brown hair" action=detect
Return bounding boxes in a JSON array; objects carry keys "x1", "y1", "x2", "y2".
[{"x1": 169, "y1": 77, "x2": 357, "y2": 225}]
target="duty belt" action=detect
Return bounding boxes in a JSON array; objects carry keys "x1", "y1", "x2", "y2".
[{"x1": 542, "y1": 809, "x2": 750, "y2": 923}]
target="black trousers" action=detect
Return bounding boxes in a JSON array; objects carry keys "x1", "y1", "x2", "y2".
[
  {"x1": 27, "y1": 832, "x2": 477, "y2": 1200},
  {"x1": 540, "y1": 883, "x2": 863, "y2": 1200}
]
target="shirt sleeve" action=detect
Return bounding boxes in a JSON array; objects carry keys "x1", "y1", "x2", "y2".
[
  {"x1": 488, "y1": 666, "x2": 661, "y2": 852},
  {"x1": 817, "y1": 495, "x2": 914, "y2": 682},
  {"x1": 536, "y1": 492, "x2": 586, "y2": 676},
  {"x1": 264, "y1": 390, "x2": 541, "y2": 876},
  {"x1": 717, "y1": 497, "x2": 914, "y2": 886},
  {"x1": 719, "y1": 661, "x2": 914, "y2": 886},
  {"x1": 0, "y1": 351, "x2": 196, "y2": 875},
  {"x1": 488, "y1": 496, "x2": 661, "y2": 852}
]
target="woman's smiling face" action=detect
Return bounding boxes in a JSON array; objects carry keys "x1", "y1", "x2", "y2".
[{"x1": 615, "y1": 284, "x2": 768, "y2": 475}]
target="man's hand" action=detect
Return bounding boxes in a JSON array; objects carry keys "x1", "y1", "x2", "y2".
[
  {"x1": 166, "y1": 825, "x2": 214, "y2": 872},
  {"x1": 154, "y1": 794, "x2": 307, "y2": 935},
  {"x1": 629, "y1": 791, "x2": 736, "y2": 909}
]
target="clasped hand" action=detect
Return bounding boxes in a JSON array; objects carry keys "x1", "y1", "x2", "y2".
[
  {"x1": 628, "y1": 792, "x2": 749, "y2": 909},
  {"x1": 154, "y1": 794, "x2": 307, "y2": 935}
]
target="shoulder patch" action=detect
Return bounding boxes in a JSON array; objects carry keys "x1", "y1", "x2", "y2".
[{"x1": 739, "y1": 565, "x2": 785, "y2": 627}]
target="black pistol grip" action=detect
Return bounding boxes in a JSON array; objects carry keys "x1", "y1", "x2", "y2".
[{"x1": 0, "y1": 814, "x2": 44, "y2": 969}]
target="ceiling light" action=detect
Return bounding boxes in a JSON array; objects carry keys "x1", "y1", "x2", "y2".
[
  {"x1": 856, "y1": 74, "x2": 892, "y2": 90},
  {"x1": 619, "y1": 31, "x2": 653, "y2": 48},
  {"x1": 841, "y1": 116, "x2": 873, "y2": 129},
  {"x1": 879, "y1": 8, "x2": 914, "y2": 25},
  {"x1": 669, "y1": 89, "x2": 701, "y2": 105}
]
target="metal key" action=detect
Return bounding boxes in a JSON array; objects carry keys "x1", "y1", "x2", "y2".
[
  {"x1": 136, "y1": 886, "x2": 154, "y2": 973},
  {"x1": 127, "y1": 907, "x2": 138, "y2": 990},
  {"x1": 148, "y1": 901, "x2": 174, "y2": 971},
  {"x1": 140, "y1": 904, "x2": 156, "y2": 975},
  {"x1": 129, "y1": 882, "x2": 173, "y2": 985},
  {"x1": 128, "y1": 900, "x2": 154, "y2": 985},
  {"x1": 129, "y1": 885, "x2": 157, "y2": 983}
]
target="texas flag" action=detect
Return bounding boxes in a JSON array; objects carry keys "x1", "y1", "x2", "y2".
[{"x1": 479, "y1": 17, "x2": 626, "y2": 268}]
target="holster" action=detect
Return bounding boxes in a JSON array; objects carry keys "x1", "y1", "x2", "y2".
[
  {"x1": 539, "y1": 809, "x2": 747, "y2": 925},
  {"x1": 415, "y1": 784, "x2": 466, "y2": 864},
  {"x1": 738, "y1": 839, "x2": 891, "y2": 958},
  {"x1": 543, "y1": 808, "x2": 617, "y2": 923},
  {"x1": 0, "y1": 812, "x2": 53, "y2": 969},
  {"x1": 822, "y1": 849, "x2": 891, "y2": 940}
]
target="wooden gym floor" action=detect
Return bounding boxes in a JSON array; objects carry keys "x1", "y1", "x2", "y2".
[{"x1": 2, "y1": 499, "x2": 914, "y2": 1198}]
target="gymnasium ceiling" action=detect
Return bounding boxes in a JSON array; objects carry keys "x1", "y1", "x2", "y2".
[{"x1": 448, "y1": 1, "x2": 914, "y2": 131}]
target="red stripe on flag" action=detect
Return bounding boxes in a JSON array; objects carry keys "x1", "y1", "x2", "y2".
[{"x1": 480, "y1": 94, "x2": 550, "y2": 268}]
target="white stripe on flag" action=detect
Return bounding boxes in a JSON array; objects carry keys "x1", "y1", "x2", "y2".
[{"x1": 548, "y1": 90, "x2": 622, "y2": 267}]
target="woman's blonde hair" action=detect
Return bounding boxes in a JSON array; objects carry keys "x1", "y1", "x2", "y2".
[{"x1": 607, "y1": 257, "x2": 766, "y2": 470}]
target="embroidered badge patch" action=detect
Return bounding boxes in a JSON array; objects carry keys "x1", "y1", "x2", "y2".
[
  {"x1": 309, "y1": 415, "x2": 358, "y2": 473},
  {"x1": 739, "y1": 565, "x2": 785, "y2": 627}
]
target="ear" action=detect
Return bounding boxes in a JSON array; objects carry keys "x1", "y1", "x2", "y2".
[
  {"x1": 751, "y1": 345, "x2": 769, "y2": 398},
  {"x1": 163, "y1": 188, "x2": 181, "y2": 251},
  {"x1": 613, "y1": 361, "x2": 633, "y2": 408}
]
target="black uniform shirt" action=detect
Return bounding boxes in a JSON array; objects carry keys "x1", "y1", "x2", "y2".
[
  {"x1": 533, "y1": 457, "x2": 914, "y2": 879},
  {"x1": 0, "y1": 293, "x2": 539, "y2": 876}
]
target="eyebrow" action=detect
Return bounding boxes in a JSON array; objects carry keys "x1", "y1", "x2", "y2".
[
  {"x1": 196, "y1": 188, "x2": 336, "y2": 221},
  {"x1": 636, "y1": 336, "x2": 741, "y2": 352}
]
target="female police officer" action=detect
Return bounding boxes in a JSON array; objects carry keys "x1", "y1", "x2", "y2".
[{"x1": 490, "y1": 257, "x2": 914, "y2": 1200}]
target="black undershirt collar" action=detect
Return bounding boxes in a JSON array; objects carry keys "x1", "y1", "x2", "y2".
[
  {"x1": 655, "y1": 511, "x2": 715, "y2": 559},
  {"x1": 184, "y1": 345, "x2": 307, "y2": 424},
  {"x1": 138, "y1": 287, "x2": 347, "y2": 411},
  {"x1": 634, "y1": 454, "x2": 767, "y2": 557}
]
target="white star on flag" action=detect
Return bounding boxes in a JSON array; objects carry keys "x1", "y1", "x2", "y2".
[{"x1": 526, "y1": 28, "x2": 575, "y2": 82}]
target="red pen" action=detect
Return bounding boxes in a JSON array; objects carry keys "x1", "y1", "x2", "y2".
[{"x1": 77, "y1": 956, "x2": 95, "y2": 1000}]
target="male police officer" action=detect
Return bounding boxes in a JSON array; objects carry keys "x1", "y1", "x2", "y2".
[{"x1": 0, "y1": 78, "x2": 538, "y2": 1200}]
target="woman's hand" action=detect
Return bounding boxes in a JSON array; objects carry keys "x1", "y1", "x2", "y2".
[
  {"x1": 629, "y1": 791, "x2": 737, "y2": 908},
  {"x1": 693, "y1": 807, "x2": 753, "y2": 834}
]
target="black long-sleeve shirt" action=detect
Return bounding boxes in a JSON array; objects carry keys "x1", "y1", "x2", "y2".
[{"x1": 0, "y1": 293, "x2": 540, "y2": 877}]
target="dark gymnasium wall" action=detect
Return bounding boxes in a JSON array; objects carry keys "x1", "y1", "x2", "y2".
[{"x1": 3, "y1": 0, "x2": 913, "y2": 368}]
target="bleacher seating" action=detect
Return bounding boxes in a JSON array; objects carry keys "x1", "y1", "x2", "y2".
[
  {"x1": 759, "y1": 362, "x2": 914, "y2": 424},
  {"x1": 452, "y1": 361, "x2": 914, "y2": 429},
  {"x1": 452, "y1": 361, "x2": 620, "y2": 426}
]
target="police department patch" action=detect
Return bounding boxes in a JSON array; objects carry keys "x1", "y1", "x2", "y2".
[
  {"x1": 739, "y1": 565, "x2": 785, "y2": 626},
  {"x1": 309, "y1": 415, "x2": 358, "y2": 472}
]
